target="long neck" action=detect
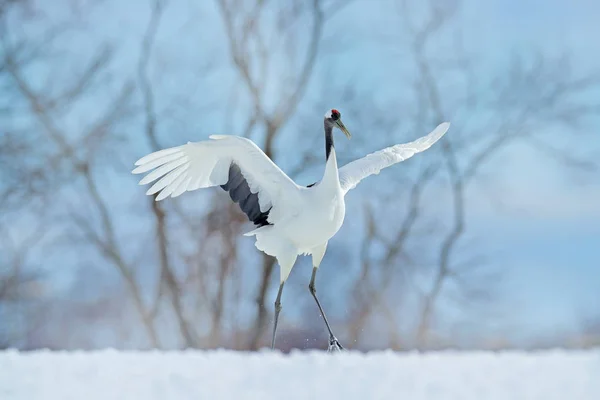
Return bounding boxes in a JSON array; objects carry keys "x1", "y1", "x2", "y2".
[
  {"x1": 325, "y1": 122, "x2": 334, "y2": 160},
  {"x1": 323, "y1": 123, "x2": 339, "y2": 185}
]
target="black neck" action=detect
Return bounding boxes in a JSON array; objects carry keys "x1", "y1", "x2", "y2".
[{"x1": 325, "y1": 122, "x2": 334, "y2": 160}]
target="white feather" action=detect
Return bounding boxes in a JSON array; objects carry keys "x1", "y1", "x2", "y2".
[
  {"x1": 132, "y1": 152, "x2": 185, "y2": 174},
  {"x1": 134, "y1": 146, "x2": 182, "y2": 166},
  {"x1": 133, "y1": 136, "x2": 301, "y2": 224},
  {"x1": 146, "y1": 164, "x2": 189, "y2": 195},
  {"x1": 138, "y1": 157, "x2": 189, "y2": 185},
  {"x1": 338, "y1": 122, "x2": 450, "y2": 193}
]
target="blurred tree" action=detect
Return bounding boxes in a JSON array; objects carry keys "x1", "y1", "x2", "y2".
[
  {"x1": 0, "y1": 0, "x2": 597, "y2": 351},
  {"x1": 341, "y1": 0, "x2": 599, "y2": 349}
]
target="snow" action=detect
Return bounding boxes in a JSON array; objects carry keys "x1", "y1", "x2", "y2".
[{"x1": 1, "y1": 349, "x2": 599, "y2": 399}]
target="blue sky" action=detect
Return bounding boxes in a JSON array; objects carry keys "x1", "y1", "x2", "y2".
[
  {"x1": 329, "y1": 0, "x2": 600, "y2": 339},
  {"x1": 82, "y1": 0, "x2": 600, "y2": 336},
  {"x1": 464, "y1": 0, "x2": 600, "y2": 335},
  {"x1": 5, "y1": 0, "x2": 599, "y2": 346}
]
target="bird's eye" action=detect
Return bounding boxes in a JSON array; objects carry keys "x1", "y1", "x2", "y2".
[{"x1": 331, "y1": 109, "x2": 340, "y2": 120}]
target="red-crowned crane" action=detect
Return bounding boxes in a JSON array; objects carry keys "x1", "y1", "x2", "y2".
[{"x1": 133, "y1": 109, "x2": 450, "y2": 351}]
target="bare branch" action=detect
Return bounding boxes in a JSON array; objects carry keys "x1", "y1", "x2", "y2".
[
  {"x1": 271, "y1": 0, "x2": 323, "y2": 129},
  {"x1": 216, "y1": 0, "x2": 327, "y2": 349},
  {"x1": 71, "y1": 165, "x2": 161, "y2": 347},
  {"x1": 137, "y1": 0, "x2": 199, "y2": 348}
]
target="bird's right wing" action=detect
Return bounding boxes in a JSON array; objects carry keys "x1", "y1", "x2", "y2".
[
  {"x1": 338, "y1": 122, "x2": 450, "y2": 194},
  {"x1": 132, "y1": 135, "x2": 301, "y2": 224}
]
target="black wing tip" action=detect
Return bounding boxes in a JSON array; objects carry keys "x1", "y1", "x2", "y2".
[
  {"x1": 253, "y1": 211, "x2": 272, "y2": 227},
  {"x1": 221, "y1": 162, "x2": 273, "y2": 227}
]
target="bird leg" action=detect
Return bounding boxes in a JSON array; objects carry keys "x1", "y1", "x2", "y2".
[
  {"x1": 309, "y1": 267, "x2": 344, "y2": 352},
  {"x1": 271, "y1": 282, "x2": 285, "y2": 350}
]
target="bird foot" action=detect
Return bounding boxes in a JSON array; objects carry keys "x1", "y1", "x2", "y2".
[{"x1": 327, "y1": 335, "x2": 344, "y2": 353}]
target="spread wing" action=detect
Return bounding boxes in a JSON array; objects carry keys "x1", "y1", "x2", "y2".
[
  {"x1": 338, "y1": 122, "x2": 450, "y2": 194},
  {"x1": 132, "y1": 135, "x2": 301, "y2": 225}
]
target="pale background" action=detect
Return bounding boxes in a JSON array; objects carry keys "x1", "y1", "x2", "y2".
[{"x1": 1, "y1": 0, "x2": 599, "y2": 351}]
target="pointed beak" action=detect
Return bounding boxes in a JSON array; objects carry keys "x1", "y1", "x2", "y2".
[{"x1": 336, "y1": 119, "x2": 352, "y2": 139}]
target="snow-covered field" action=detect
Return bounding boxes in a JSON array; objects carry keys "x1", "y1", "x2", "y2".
[{"x1": 1, "y1": 349, "x2": 599, "y2": 399}]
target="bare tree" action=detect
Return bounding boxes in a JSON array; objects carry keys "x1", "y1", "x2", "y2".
[
  {"x1": 0, "y1": 1, "x2": 161, "y2": 347},
  {"x1": 136, "y1": 0, "x2": 199, "y2": 348},
  {"x1": 216, "y1": 0, "x2": 327, "y2": 349},
  {"x1": 343, "y1": 0, "x2": 600, "y2": 349},
  {"x1": 1, "y1": 0, "x2": 597, "y2": 351}
]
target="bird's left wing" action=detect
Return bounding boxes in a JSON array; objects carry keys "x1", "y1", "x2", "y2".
[
  {"x1": 338, "y1": 122, "x2": 450, "y2": 194},
  {"x1": 132, "y1": 135, "x2": 301, "y2": 223}
]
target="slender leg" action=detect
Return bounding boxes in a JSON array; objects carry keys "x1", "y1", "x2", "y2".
[
  {"x1": 308, "y1": 267, "x2": 344, "y2": 352},
  {"x1": 271, "y1": 282, "x2": 285, "y2": 350}
]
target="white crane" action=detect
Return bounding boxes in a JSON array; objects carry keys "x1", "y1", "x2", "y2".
[{"x1": 133, "y1": 109, "x2": 449, "y2": 351}]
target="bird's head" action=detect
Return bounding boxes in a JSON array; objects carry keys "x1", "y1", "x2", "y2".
[{"x1": 324, "y1": 109, "x2": 351, "y2": 139}]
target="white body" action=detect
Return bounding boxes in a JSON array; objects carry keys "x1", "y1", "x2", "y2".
[
  {"x1": 132, "y1": 122, "x2": 450, "y2": 283},
  {"x1": 245, "y1": 150, "x2": 345, "y2": 281},
  {"x1": 261, "y1": 152, "x2": 344, "y2": 250}
]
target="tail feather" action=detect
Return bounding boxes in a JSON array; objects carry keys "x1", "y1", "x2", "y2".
[{"x1": 246, "y1": 226, "x2": 297, "y2": 282}]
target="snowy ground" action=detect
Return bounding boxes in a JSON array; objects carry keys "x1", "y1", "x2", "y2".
[{"x1": 1, "y1": 349, "x2": 599, "y2": 399}]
